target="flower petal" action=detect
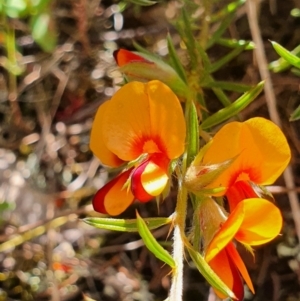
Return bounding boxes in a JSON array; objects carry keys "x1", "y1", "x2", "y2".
[
  {"x1": 207, "y1": 247, "x2": 244, "y2": 301},
  {"x1": 245, "y1": 118, "x2": 291, "y2": 184},
  {"x1": 131, "y1": 155, "x2": 169, "y2": 202},
  {"x1": 93, "y1": 170, "x2": 134, "y2": 216},
  {"x1": 202, "y1": 117, "x2": 291, "y2": 192},
  {"x1": 114, "y1": 49, "x2": 150, "y2": 66},
  {"x1": 205, "y1": 203, "x2": 245, "y2": 262},
  {"x1": 235, "y1": 198, "x2": 282, "y2": 245},
  {"x1": 226, "y1": 242, "x2": 254, "y2": 294},
  {"x1": 226, "y1": 180, "x2": 259, "y2": 211},
  {"x1": 101, "y1": 81, "x2": 186, "y2": 161},
  {"x1": 90, "y1": 101, "x2": 124, "y2": 167}
]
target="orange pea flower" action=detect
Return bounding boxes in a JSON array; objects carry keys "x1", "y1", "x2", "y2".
[
  {"x1": 201, "y1": 117, "x2": 291, "y2": 211},
  {"x1": 114, "y1": 49, "x2": 189, "y2": 98},
  {"x1": 199, "y1": 197, "x2": 282, "y2": 300},
  {"x1": 90, "y1": 80, "x2": 186, "y2": 216}
]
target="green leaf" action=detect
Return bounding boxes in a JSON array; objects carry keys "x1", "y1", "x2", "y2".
[
  {"x1": 133, "y1": 41, "x2": 161, "y2": 59},
  {"x1": 202, "y1": 80, "x2": 252, "y2": 93},
  {"x1": 211, "y1": 86, "x2": 232, "y2": 107},
  {"x1": 4, "y1": 0, "x2": 28, "y2": 18},
  {"x1": 167, "y1": 33, "x2": 188, "y2": 84},
  {"x1": 30, "y1": 13, "x2": 57, "y2": 52},
  {"x1": 124, "y1": 0, "x2": 156, "y2": 6},
  {"x1": 206, "y1": 12, "x2": 235, "y2": 49},
  {"x1": 136, "y1": 211, "x2": 175, "y2": 268},
  {"x1": 179, "y1": 8, "x2": 198, "y2": 66},
  {"x1": 290, "y1": 105, "x2": 300, "y2": 121},
  {"x1": 291, "y1": 8, "x2": 300, "y2": 18},
  {"x1": 119, "y1": 61, "x2": 189, "y2": 98},
  {"x1": 201, "y1": 81, "x2": 264, "y2": 129},
  {"x1": 195, "y1": 43, "x2": 211, "y2": 70},
  {"x1": 0, "y1": 56, "x2": 24, "y2": 75},
  {"x1": 29, "y1": 0, "x2": 51, "y2": 13},
  {"x1": 271, "y1": 41, "x2": 300, "y2": 69},
  {"x1": 291, "y1": 67, "x2": 300, "y2": 77},
  {"x1": 217, "y1": 38, "x2": 255, "y2": 50},
  {"x1": 209, "y1": 44, "x2": 248, "y2": 73},
  {"x1": 84, "y1": 216, "x2": 172, "y2": 232},
  {"x1": 185, "y1": 240, "x2": 235, "y2": 299},
  {"x1": 186, "y1": 102, "x2": 199, "y2": 166},
  {"x1": 210, "y1": 0, "x2": 246, "y2": 22},
  {"x1": 269, "y1": 44, "x2": 300, "y2": 73}
]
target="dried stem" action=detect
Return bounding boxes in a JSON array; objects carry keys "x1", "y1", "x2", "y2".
[{"x1": 246, "y1": 0, "x2": 300, "y2": 244}]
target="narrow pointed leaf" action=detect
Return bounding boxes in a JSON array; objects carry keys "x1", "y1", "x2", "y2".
[
  {"x1": 180, "y1": 8, "x2": 198, "y2": 66},
  {"x1": 210, "y1": 0, "x2": 246, "y2": 22},
  {"x1": 167, "y1": 33, "x2": 188, "y2": 83},
  {"x1": 271, "y1": 41, "x2": 300, "y2": 69},
  {"x1": 125, "y1": 0, "x2": 156, "y2": 6},
  {"x1": 132, "y1": 42, "x2": 162, "y2": 60},
  {"x1": 186, "y1": 101, "x2": 199, "y2": 166},
  {"x1": 84, "y1": 216, "x2": 172, "y2": 232},
  {"x1": 201, "y1": 81, "x2": 264, "y2": 129},
  {"x1": 196, "y1": 43, "x2": 211, "y2": 70},
  {"x1": 206, "y1": 13, "x2": 235, "y2": 49},
  {"x1": 185, "y1": 241, "x2": 235, "y2": 299},
  {"x1": 209, "y1": 44, "x2": 248, "y2": 73},
  {"x1": 136, "y1": 211, "x2": 175, "y2": 268},
  {"x1": 290, "y1": 105, "x2": 300, "y2": 121},
  {"x1": 217, "y1": 38, "x2": 255, "y2": 50},
  {"x1": 269, "y1": 45, "x2": 300, "y2": 72},
  {"x1": 211, "y1": 86, "x2": 232, "y2": 107},
  {"x1": 202, "y1": 81, "x2": 252, "y2": 93},
  {"x1": 291, "y1": 67, "x2": 300, "y2": 77}
]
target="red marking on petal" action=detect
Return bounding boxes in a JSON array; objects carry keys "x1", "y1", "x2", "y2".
[
  {"x1": 208, "y1": 247, "x2": 244, "y2": 301},
  {"x1": 113, "y1": 49, "x2": 149, "y2": 67},
  {"x1": 225, "y1": 247, "x2": 245, "y2": 301},
  {"x1": 131, "y1": 160, "x2": 153, "y2": 202},
  {"x1": 226, "y1": 180, "x2": 258, "y2": 211},
  {"x1": 131, "y1": 154, "x2": 169, "y2": 202}
]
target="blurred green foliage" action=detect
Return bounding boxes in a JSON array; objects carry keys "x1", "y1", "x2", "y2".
[{"x1": 1, "y1": 0, "x2": 56, "y2": 55}]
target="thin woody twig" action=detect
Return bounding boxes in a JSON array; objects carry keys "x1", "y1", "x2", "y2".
[{"x1": 246, "y1": 0, "x2": 300, "y2": 243}]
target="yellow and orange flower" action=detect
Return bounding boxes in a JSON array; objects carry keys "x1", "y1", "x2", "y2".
[
  {"x1": 199, "y1": 197, "x2": 282, "y2": 300},
  {"x1": 90, "y1": 80, "x2": 186, "y2": 216},
  {"x1": 201, "y1": 117, "x2": 291, "y2": 211}
]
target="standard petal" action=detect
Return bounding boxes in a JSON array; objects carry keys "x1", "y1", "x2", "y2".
[
  {"x1": 202, "y1": 117, "x2": 291, "y2": 192},
  {"x1": 235, "y1": 198, "x2": 283, "y2": 245},
  {"x1": 90, "y1": 101, "x2": 124, "y2": 167},
  {"x1": 101, "y1": 81, "x2": 185, "y2": 162},
  {"x1": 93, "y1": 170, "x2": 134, "y2": 216},
  {"x1": 205, "y1": 203, "x2": 244, "y2": 262},
  {"x1": 131, "y1": 155, "x2": 169, "y2": 202},
  {"x1": 244, "y1": 118, "x2": 291, "y2": 184},
  {"x1": 145, "y1": 80, "x2": 186, "y2": 159},
  {"x1": 207, "y1": 247, "x2": 244, "y2": 301}
]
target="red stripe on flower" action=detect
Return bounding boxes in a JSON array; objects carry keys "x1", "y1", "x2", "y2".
[
  {"x1": 131, "y1": 159, "x2": 155, "y2": 202},
  {"x1": 113, "y1": 49, "x2": 150, "y2": 67},
  {"x1": 226, "y1": 180, "x2": 259, "y2": 211},
  {"x1": 131, "y1": 154, "x2": 169, "y2": 202}
]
